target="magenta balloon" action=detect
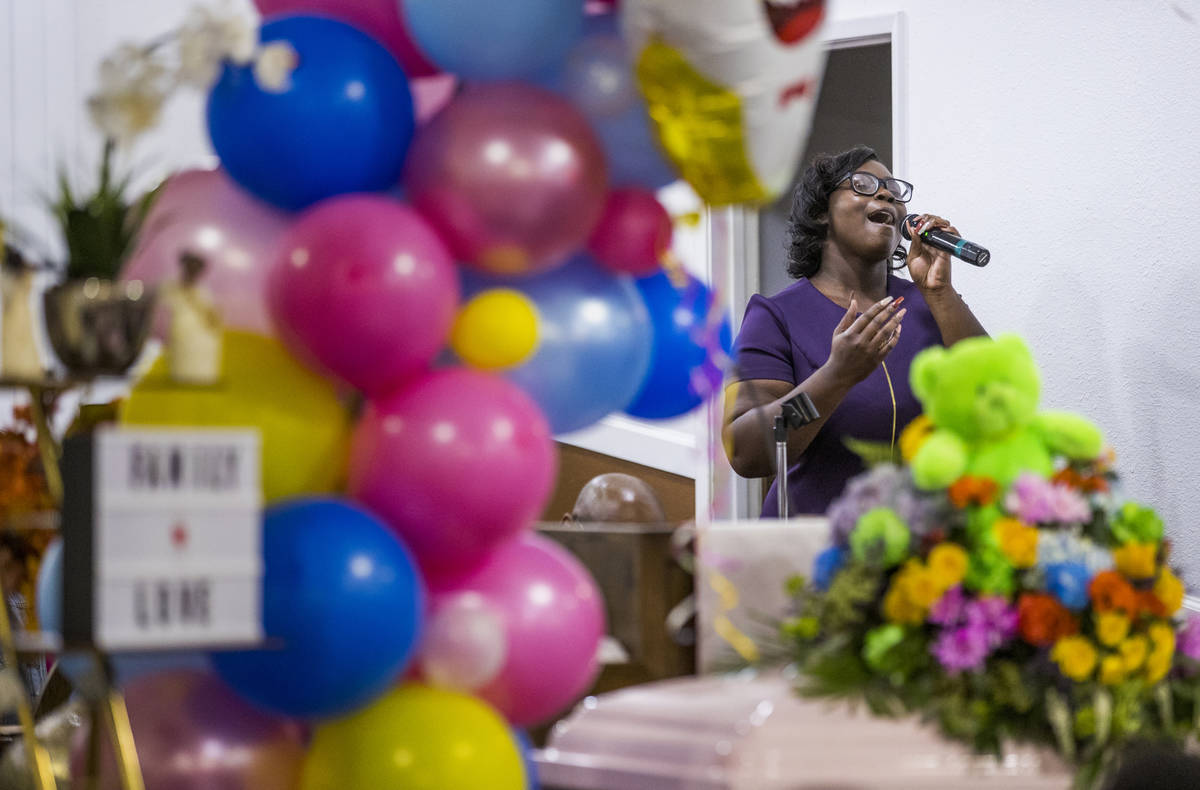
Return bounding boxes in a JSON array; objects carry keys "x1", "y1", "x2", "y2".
[
  {"x1": 412, "y1": 73, "x2": 458, "y2": 123},
  {"x1": 254, "y1": 0, "x2": 439, "y2": 77},
  {"x1": 405, "y1": 82, "x2": 608, "y2": 275},
  {"x1": 430, "y1": 533, "x2": 605, "y2": 726},
  {"x1": 268, "y1": 194, "x2": 459, "y2": 395},
  {"x1": 586, "y1": 187, "x2": 672, "y2": 276},
  {"x1": 71, "y1": 669, "x2": 306, "y2": 790},
  {"x1": 122, "y1": 168, "x2": 291, "y2": 337},
  {"x1": 349, "y1": 368, "x2": 556, "y2": 577}
]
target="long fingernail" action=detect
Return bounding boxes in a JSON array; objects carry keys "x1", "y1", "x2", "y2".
[
  {"x1": 879, "y1": 296, "x2": 894, "y2": 306},
  {"x1": 897, "y1": 308, "x2": 908, "y2": 319},
  {"x1": 893, "y1": 296, "x2": 906, "y2": 308}
]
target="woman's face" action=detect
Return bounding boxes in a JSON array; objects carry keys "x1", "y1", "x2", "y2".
[{"x1": 825, "y1": 158, "x2": 907, "y2": 263}]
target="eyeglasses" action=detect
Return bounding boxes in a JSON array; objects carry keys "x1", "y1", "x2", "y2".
[{"x1": 835, "y1": 171, "x2": 913, "y2": 202}]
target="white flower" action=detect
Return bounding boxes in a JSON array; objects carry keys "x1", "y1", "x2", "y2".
[
  {"x1": 87, "y1": 44, "x2": 173, "y2": 144},
  {"x1": 177, "y1": 4, "x2": 256, "y2": 88},
  {"x1": 253, "y1": 41, "x2": 298, "y2": 93}
]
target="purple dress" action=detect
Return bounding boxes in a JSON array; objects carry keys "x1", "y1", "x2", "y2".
[{"x1": 732, "y1": 275, "x2": 944, "y2": 517}]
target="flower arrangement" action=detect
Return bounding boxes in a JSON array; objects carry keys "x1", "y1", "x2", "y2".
[{"x1": 784, "y1": 336, "x2": 1200, "y2": 787}]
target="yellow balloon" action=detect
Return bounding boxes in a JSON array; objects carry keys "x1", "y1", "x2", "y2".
[
  {"x1": 120, "y1": 330, "x2": 351, "y2": 503},
  {"x1": 451, "y1": 288, "x2": 539, "y2": 370},
  {"x1": 301, "y1": 685, "x2": 526, "y2": 790}
]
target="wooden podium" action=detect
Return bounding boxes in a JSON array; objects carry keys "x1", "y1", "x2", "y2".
[{"x1": 536, "y1": 522, "x2": 695, "y2": 693}]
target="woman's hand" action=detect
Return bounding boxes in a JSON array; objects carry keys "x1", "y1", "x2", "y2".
[
  {"x1": 905, "y1": 213, "x2": 959, "y2": 296},
  {"x1": 826, "y1": 295, "x2": 906, "y2": 385}
]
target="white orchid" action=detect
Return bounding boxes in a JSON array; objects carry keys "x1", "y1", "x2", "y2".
[
  {"x1": 86, "y1": 3, "x2": 298, "y2": 145},
  {"x1": 86, "y1": 43, "x2": 174, "y2": 145},
  {"x1": 253, "y1": 41, "x2": 299, "y2": 94},
  {"x1": 177, "y1": 3, "x2": 257, "y2": 88}
]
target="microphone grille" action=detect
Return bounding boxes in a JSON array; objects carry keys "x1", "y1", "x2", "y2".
[{"x1": 900, "y1": 213, "x2": 918, "y2": 241}]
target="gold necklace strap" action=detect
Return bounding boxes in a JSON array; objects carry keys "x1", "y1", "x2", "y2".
[{"x1": 881, "y1": 360, "x2": 898, "y2": 461}]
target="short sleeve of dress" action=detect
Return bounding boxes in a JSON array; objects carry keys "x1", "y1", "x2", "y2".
[{"x1": 732, "y1": 294, "x2": 799, "y2": 384}]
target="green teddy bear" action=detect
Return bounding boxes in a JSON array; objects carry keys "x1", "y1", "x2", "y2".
[{"x1": 908, "y1": 334, "x2": 1103, "y2": 490}]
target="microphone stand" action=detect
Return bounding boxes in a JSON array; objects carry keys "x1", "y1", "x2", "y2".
[{"x1": 774, "y1": 393, "x2": 819, "y2": 519}]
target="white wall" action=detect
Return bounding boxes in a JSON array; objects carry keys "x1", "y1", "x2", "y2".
[{"x1": 824, "y1": 0, "x2": 1200, "y2": 580}]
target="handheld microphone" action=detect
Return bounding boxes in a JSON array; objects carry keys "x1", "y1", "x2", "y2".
[{"x1": 901, "y1": 214, "x2": 990, "y2": 267}]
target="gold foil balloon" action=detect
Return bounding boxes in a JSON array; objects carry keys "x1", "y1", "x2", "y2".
[{"x1": 622, "y1": 0, "x2": 827, "y2": 205}]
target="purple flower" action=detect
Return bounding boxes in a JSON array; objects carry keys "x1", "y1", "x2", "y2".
[
  {"x1": 965, "y1": 596, "x2": 1019, "y2": 648},
  {"x1": 1179, "y1": 616, "x2": 1200, "y2": 662},
  {"x1": 932, "y1": 625, "x2": 991, "y2": 673},
  {"x1": 1005, "y1": 472, "x2": 1090, "y2": 525},
  {"x1": 930, "y1": 586, "x2": 967, "y2": 627},
  {"x1": 828, "y1": 465, "x2": 947, "y2": 546}
]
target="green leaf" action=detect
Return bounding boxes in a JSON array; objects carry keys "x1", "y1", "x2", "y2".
[
  {"x1": 1093, "y1": 688, "x2": 1112, "y2": 746},
  {"x1": 1155, "y1": 682, "x2": 1174, "y2": 732},
  {"x1": 1045, "y1": 688, "x2": 1076, "y2": 761},
  {"x1": 843, "y1": 437, "x2": 899, "y2": 467}
]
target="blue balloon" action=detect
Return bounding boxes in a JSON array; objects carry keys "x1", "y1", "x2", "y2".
[
  {"x1": 625, "y1": 271, "x2": 732, "y2": 420},
  {"x1": 813, "y1": 547, "x2": 847, "y2": 592},
  {"x1": 462, "y1": 256, "x2": 653, "y2": 434},
  {"x1": 536, "y1": 13, "x2": 676, "y2": 190},
  {"x1": 513, "y1": 729, "x2": 541, "y2": 790},
  {"x1": 211, "y1": 498, "x2": 425, "y2": 718},
  {"x1": 35, "y1": 538, "x2": 62, "y2": 633},
  {"x1": 207, "y1": 16, "x2": 415, "y2": 210},
  {"x1": 404, "y1": 0, "x2": 583, "y2": 81},
  {"x1": 1045, "y1": 562, "x2": 1092, "y2": 611}
]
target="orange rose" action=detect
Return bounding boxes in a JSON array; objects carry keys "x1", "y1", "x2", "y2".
[
  {"x1": 1018, "y1": 593, "x2": 1079, "y2": 647},
  {"x1": 1052, "y1": 466, "x2": 1110, "y2": 494},
  {"x1": 1137, "y1": 590, "x2": 1168, "y2": 618},
  {"x1": 948, "y1": 476, "x2": 999, "y2": 509},
  {"x1": 1089, "y1": 570, "x2": 1138, "y2": 614}
]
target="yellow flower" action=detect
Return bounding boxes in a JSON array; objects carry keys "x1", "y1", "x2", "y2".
[
  {"x1": 927, "y1": 543, "x2": 969, "y2": 591},
  {"x1": 1113, "y1": 542, "x2": 1158, "y2": 580},
  {"x1": 1095, "y1": 611, "x2": 1131, "y2": 647},
  {"x1": 1154, "y1": 568, "x2": 1185, "y2": 615},
  {"x1": 899, "y1": 415, "x2": 934, "y2": 462},
  {"x1": 993, "y1": 518, "x2": 1038, "y2": 568},
  {"x1": 897, "y1": 564, "x2": 942, "y2": 609},
  {"x1": 1099, "y1": 654, "x2": 1127, "y2": 686},
  {"x1": 1119, "y1": 635, "x2": 1149, "y2": 673},
  {"x1": 1145, "y1": 650, "x2": 1172, "y2": 684},
  {"x1": 1051, "y1": 635, "x2": 1098, "y2": 681},
  {"x1": 1148, "y1": 622, "x2": 1176, "y2": 660},
  {"x1": 882, "y1": 587, "x2": 924, "y2": 625}
]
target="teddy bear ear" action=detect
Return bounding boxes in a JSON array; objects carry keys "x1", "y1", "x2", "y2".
[
  {"x1": 994, "y1": 333, "x2": 1033, "y2": 360},
  {"x1": 910, "y1": 346, "x2": 946, "y2": 401}
]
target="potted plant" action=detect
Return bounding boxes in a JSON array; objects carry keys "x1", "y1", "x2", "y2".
[{"x1": 41, "y1": 139, "x2": 162, "y2": 377}]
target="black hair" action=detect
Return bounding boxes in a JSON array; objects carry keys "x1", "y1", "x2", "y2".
[{"x1": 785, "y1": 145, "x2": 906, "y2": 279}]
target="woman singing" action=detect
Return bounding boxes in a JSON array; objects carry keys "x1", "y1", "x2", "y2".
[{"x1": 723, "y1": 145, "x2": 987, "y2": 517}]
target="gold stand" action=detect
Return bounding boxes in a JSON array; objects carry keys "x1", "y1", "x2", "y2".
[{"x1": 0, "y1": 380, "x2": 146, "y2": 790}]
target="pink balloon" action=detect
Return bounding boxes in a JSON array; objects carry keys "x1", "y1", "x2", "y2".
[
  {"x1": 405, "y1": 82, "x2": 608, "y2": 275},
  {"x1": 412, "y1": 73, "x2": 458, "y2": 124},
  {"x1": 430, "y1": 533, "x2": 606, "y2": 726},
  {"x1": 123, "y1": 168, "x2": 291, "y2": 337},
  {"x1": 586, "y1": 187, "x2": 672, "y2": 276},
  {"x1": 268, "y1": 194, "x2": 459, "y2": 395},
  {"x1": 349, "y1": 368, "x2": 557, "y2": 577},
  {"x1": 419, "y1": 591, "x2": 508, "y2": 691},
  {"x1": 254, "y1": 0, "x2": 438, "y2": 77},
  {"x1": 72, "y1": 669, "x2": 306, "y2": 790}
]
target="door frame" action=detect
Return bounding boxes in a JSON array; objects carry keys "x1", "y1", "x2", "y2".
[{"x1": 700, "y1": 12, "x2": 908, "y2": 522}]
